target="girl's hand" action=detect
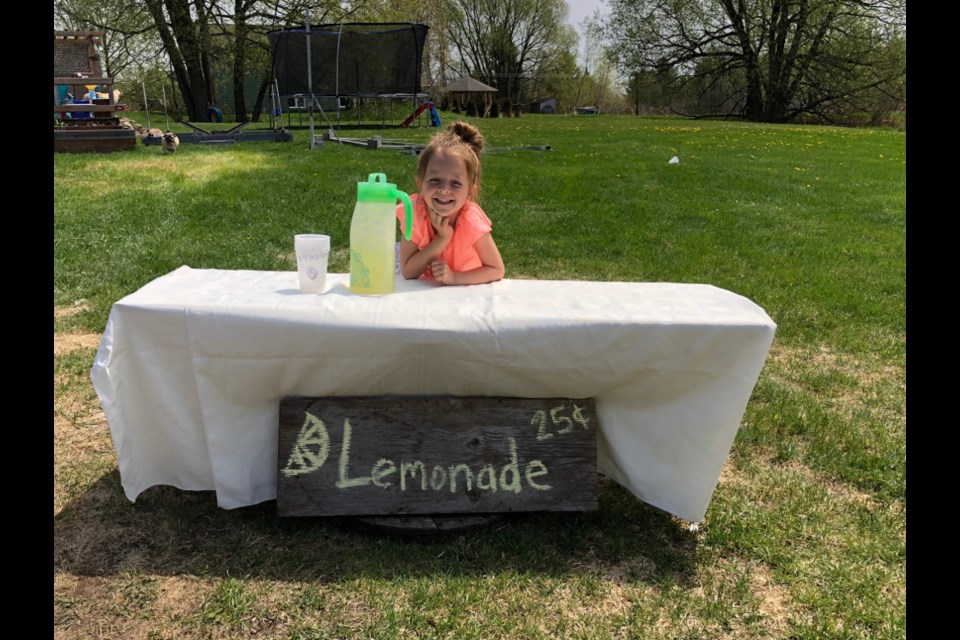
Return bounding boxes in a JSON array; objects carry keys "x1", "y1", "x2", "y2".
[
  {"x1": 430, "y1": 260, "x2": 458, "y2": 285},
  {"x1": 429, "y1": 208, "x2": 454, "y2": 242}
]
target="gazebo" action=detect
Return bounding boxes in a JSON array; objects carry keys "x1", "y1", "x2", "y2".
[{"x1": 442, "y1": 76, "x2": 498, "y2": 118}]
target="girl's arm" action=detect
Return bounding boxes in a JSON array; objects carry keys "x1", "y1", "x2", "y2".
[
  {"x1": 398, "y1": 207, "x2": 455, "y2": 279},
  {"x1": 432, "y1": 232, "x2": 505, "y2": 286},
  {"x1": 398, "y1": 236, "x2": 447, "y2": 279}
]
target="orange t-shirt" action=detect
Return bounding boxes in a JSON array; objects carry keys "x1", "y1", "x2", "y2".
[{"x1": 397, "y1": 194, "x2": 493, "y2": 275}]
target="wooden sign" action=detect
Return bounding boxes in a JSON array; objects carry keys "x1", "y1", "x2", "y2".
[{"x1": 277, "y1": 396, "x2": 598, "y2": 517}]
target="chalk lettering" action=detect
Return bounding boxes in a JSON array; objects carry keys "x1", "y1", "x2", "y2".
[
  {"x1": 335, "y1": 419, "x2": 372, "y2": 488},
  {"x1": 532, "y1": 410, "x2": 552, "y2": 440},
  {"x1": 281, "y1": 411, "x2": 330, "y2": 477},
  {"x1": 297, "y1": 416, "x2": 557, "y2": 495},
  {"x1": 371, "y1": 458, "x2": 396, "y2": 488},
  {"x1": 449, "y1": 463, "x2": 473, "y2": 492},
  {"x1": 551, "y1": 405, "x2": 574, "y2": 435},
  {"x1": 400, "y1": 460, "x2": 427, "y2": 491},
  {"x1": 572, "y1": 403, "x2": 591, "y2": 430},
  {"x1": 499, "y1": 437, "x2": 522, "y2": 494},
  {"x1": 533, "y1": 404, "x2": 591, "y2": 440},
  {"x1": 476, "y1": 464, "x2": 497, "y2": 491},
  {"x1": 430, "y1": 465, "x2": 448, "y2": 490},
  {"x1": 525, "y1": 460, "x2": 551, "y2": 490},
  {"x1": 277, "y1": 397, "x2": 600, "y2": 519}
]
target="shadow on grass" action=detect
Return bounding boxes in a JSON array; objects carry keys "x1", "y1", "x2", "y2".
[{"x1": 55, "y1": 471, "x2": 698, "y2": 587}]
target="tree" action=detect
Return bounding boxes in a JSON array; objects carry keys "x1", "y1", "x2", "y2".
[
  {"x1": 55, "y1": 0, "x2": 163, "y2": 80},
  {"x1": 602, "y1": 0, "x2": 906, "y2": 124},
  {"x1": 576, "y1": 14, "x2": 623, "y2": 113},
  {"x1": 58, "y1": 1, "x2": 358, "y2": 122},
  {"x1": 141, "y1": 0, "x2": 221, "y2": 121},
  {"x1": 446, "y1": 0, "x2": 577, "y2": 116},
  {"x1": 528, "y1": 46, "x2": 581, "y2": 112}
]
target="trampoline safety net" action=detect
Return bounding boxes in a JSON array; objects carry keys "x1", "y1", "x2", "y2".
[{"x1": 268, "y1": 23, "x2": 429, "y2": 97}]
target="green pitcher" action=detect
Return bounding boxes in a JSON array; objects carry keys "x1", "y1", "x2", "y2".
[{"x1": 349, "y1": 173, "x2": 413, "y2": 294}]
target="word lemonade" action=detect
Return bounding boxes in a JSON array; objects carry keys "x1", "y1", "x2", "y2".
[
  {"x1": 283, "y1": 404, "x2": 593, "y2": 492},
  {"x1": 276, "y1": 397, "x2": 599, "y2": 517}
]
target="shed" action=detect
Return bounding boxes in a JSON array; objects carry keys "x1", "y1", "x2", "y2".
[{"x1": 529, "y1": 97, "x2": 557, "y2": 114}]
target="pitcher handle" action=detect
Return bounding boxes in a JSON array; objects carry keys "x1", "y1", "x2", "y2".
[{"x1": 396, "y1": 191, "x2": 413, "y2": 241}]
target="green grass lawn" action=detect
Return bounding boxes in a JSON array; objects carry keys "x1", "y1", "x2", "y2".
[{"x1": 54, "y1": 112, "x2": 905, "y2": 639}]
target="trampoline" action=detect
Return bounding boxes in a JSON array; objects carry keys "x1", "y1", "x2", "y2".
[{"x1": 268, "y1": 23, "x2": 431, "y2": 128}]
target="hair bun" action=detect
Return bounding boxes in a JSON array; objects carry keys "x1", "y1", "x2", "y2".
[{"x1": 449, "y1": 120, "x2": 484, "y2": 154}]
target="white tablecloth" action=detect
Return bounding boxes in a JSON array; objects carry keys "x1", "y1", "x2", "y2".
[{"x1": 91, "y1": 266, "x2": 776, "y2": 522}]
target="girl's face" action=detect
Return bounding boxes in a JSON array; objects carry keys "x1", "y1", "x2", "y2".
[{"x1": 418, "y1": 149, "x2": 476, "y2": 218}]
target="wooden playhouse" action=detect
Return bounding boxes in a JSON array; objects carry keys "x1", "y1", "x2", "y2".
[{"x1": 54, "y1": 31, "x2": 136, "y2": 153}]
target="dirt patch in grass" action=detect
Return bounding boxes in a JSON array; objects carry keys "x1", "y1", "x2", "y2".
[
  {"x1": 547, "y1": 579, "x2": 634, "y2": 630},
  {"x1": 55, "y1": 573, "x2": 220, "y2": 640},
  {"x1": 53, "y1": 357, "x2": 105, "y2": 427},
  {"x1": 53, "y1": 409, "x2": 109, "y2": 458},
  {"x1": 54, "y1": 304, "x2": 100, "y2": 357},
  {"x1": 764, "y1": 342, "x2": 905, "y2": 425},
  {"x1": 54, "y1": 574, "x2": 110, "y2": 636},
  {"x1": 777, "y1": 460, "x2": 876, "y2": 508},
  {"x1": 676, "y1": 557, "x2": 793, "y2": 640},
  {"x1": 767, "y1": 343, "x2": 903, "y2": 389},
  {"x1": 721, "y1": 451, "x2": 888, "y2": 518},
  {"x1": 750, "y1": 563, "x2": 792, "y2": 633},
  {"x1": 810, "y1": 346, "x2": 900, "y2": 388},
  {"x1": 55, "y1": 304, "x2": 88, "y2": 319},
  {"x1": 152, "y1": 577, "x2": 214, "y2": 626},
  {"x1": 53, "y1": 323, "x2": 113, "y2": 515},
  {"x1": 717, "y1": 458, "x2": 740, "y2": 487},
  {"x1": 769, "y1": 342, "x2": 901, "y2": 383},
  {"x1": 55, "y1": 332, "x2": 102, "y2": 356}
]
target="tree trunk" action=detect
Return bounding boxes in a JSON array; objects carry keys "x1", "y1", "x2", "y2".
[
  {"x1": 232, "y1": 1, "x2": 249, "y2": 121},
  {"x1": 196, "y1": 1, "x2": 216, "y2": 108},
  {"x1": 145, "y1": 0, "x2": 212, "y2": 122},
  {"x1": 250, "y1": 77, "x2": 270, "y2": 123},
  {"x1": 721, "y1": 0, "x2": 765, "y2": 122}
]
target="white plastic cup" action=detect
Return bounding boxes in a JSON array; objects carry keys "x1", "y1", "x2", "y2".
[{"x1": 295, "y1": 234, "x2": 330, "y2": 293}]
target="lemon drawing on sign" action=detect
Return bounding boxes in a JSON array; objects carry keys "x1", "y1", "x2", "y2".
[{"x1": 282, "y1": 411, "x2": 331, "y2": 477}]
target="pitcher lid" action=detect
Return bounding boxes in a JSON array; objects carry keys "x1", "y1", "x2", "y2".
[{"x1": 357, "y1": 173, "x2": 399, "y2": 201}]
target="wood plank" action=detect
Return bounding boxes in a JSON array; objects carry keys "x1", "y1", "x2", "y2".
[
  {"x1": 54, "y1": 128, "x2": 137, "y2": 153},
  {"x1": 54, "y1": 128, "x2": 136, "y2": 138},
  {"x1": 58, "y1": 119, "x2": 122, "y2": 127},
  {"x1": 53, "y1": 77, "x2": 114, "y2": 85},
  {"x1": 53, "y1": 138, "x2": 136, "y2": 153},
  {"x1": 53, "y1": 105, "x2": 120, "y2": 113},
  {"x1": 277, "y1": 396, "x2": 599, "y2": 517}
]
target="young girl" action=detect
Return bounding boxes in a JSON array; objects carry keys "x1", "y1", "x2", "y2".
[{"x1": 397, "y1": 121, "x2": 505, "y2": 285}]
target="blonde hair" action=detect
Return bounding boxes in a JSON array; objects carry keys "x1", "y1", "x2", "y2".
[{"x1": 416, "y1": 120, "x2": 485, "y2": 196}]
